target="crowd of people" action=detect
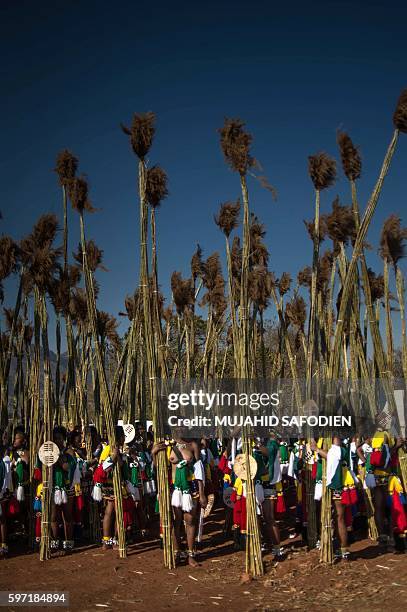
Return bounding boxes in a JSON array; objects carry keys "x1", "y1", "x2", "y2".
[{"x1": 0, "y1": 424, "x2": 406, "y2": 566}]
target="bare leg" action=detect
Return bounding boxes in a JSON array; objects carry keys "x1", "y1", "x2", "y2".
[
  {"x1": 51, "y1": 503, "x2": 61, "y2": 540},
  {"x1": 172, "y1": 506, "x2": 183, "y2": 554},
  {"x1": 373, "y1": 486, "x2": 387, "y2": 538},
  {"x1": 135, "y1": 502, "x2": 147, "y2": 532},
  {"x1": 184, "y1": 503, "x2": 199, "y2": 567},
  {"x1": 224, "y1": 507, "x2": 232, "y2": 535},
  {"x1": 0, "y1": 514, "x2": 7, "y2": 556},
  {"x1": 262, "y1": 498, "x2": 280, "y2": 546},
  {"x1": 334, "y1": 500, "x2": 348, "y2": 549},
  {"x1": 0, "y1": 519, "x2": 6, "y2": 542},
  {"x1": 102, "y1": 500, "x2": 115, "y2": 548},
  {"x1": 61, "y1": 497, "x2": 74, "y2": 542}
]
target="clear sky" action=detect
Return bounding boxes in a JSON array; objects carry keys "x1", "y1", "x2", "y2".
[{"x1": 1, "y1": 0, "x2": 406, "y2": 346}]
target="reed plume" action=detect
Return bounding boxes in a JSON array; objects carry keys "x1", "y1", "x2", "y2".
[
  {"x1": 73, "y1": 240, "x2": 106, "y2": 272},
  {"x1": 304, "y1": 217, "x2": 327, "y2": 243},
  {"x1": 69, "y1": 287, "x2": 89, "y2": 328},
  {"x1": 248, "y1": 266, "x2": 273, "y2": 311},
  {"x1": 200, "y1": 253, "x2": 227, "y2": 319},
  {"x1": 218, "y1": 118, "x2": 254, "y2": 175},
  {"x1": 250, "y1": 214, "x2": 269, "y2": 267},
  {"x1": 146, "y1": 165, "x2": 169, "y2": 208},
  {"x1": 119, "y1": 291, "x2": 139, "y2": 320},
  {"x1": 163, "y1": 305, "x2": 173, "y2": 324},
  {"x1": 69, "y1": 175, "x2": 95, "y2": 213},
  {"x1": 214, "y1": 199, "x2": 240, "y2": 237},
  {"x1": 379, "y1": 214, "x2": 407, "y2": 269},
  {"x1": 3, "y1": 307, "x2": 16, "y2": 332},
  {"x1": 285, "y1": 295, "x2": 307, "y2": 331},
  {"x1": 318, "y1": 250, "x2": 335, "y2": 292},
  {"x1": 20, "y1": 215, "x2": 61, "y2": 294},
  {"x1": 97, "y1": 310, "x2": 121, "y2": 351},
  {"x1": 55, "y1": 150, "x2": 78, "y2": 275},
  {"x1": 393, "y1": 88, "x2": 407, "y2": 133},
  {"x1": 298, "y1": 266, "x2": 312, "y2": 289},
  {"x1": 379, "y1": 215, "x2": 406, "y2": 374},
  {"x1": 171, "y1": 272, "x2": 194, "y2": 315},
  {"x1": 278, "y1": 272, "x2": 291, "y2": 297},
  {"x1": 49, "y1": 265, "x2": 81, "y2": 316},
  {"x1": 0, "y1": 236, "x2": 20, "y2": 302},
  {"x1": 121, "y1": 112, "x2": 155, "y2": 159},
  {"x1": 308, "y1": 153, "x2": 337, "y2": 190},
  {"x1": 191, "y1": 244, "x2": 203, "y2": 281},
  {"x1": 54, "y1": 150, "x2": 78, "y2": 187},
  {"x1": 24, "y1": 322, "x2": 33, "y2": 347},
  {"x1": 0, "y1": 236, "x2": 20, "y2": 279},
  {"x1": 367, "y1": 268, "x2": 385, "y2": 303},
  {"x1": 325, "y1": 196, "x2": 357, "y2": 252},
  {"x1": 337, "y1": 131, "x2": 362, "y2": 181}
]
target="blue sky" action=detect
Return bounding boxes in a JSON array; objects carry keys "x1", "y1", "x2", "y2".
[{"x1": 1, "y1": 0, "x2": 406, "y2": 347}]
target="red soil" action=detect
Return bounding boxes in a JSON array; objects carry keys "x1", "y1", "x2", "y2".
[{"x1": 1, "y1": 508, "x2": 406, "y2": 611}]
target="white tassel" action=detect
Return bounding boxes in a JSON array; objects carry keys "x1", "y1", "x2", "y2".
[
  {"x1": 72, "y1": 464, "x2": 81, "y2": 486},
  {"x1": 255, "y1": 482, "x2": 265, "y2": 505},
  {"x1": 182, "y1": 492, "x2": 193, "y2": 513},
  {"x1": 126, "y1": 481, "x2": 140, "y2": 501},
  {"x1": 3, "y1": 457, "x2": 12, "y2": 491},
  {"x1": 92, "y1": 484, "x2": 102, "y2": 502},
  {"x1": 54, "y1": 488, "x2": 62, "y2": 505},
  {"x1": 314, "y1": 481, "x2": 323, "y2": 501},
  {"x1": 171, "y1": 488, "x2": 183, "y2": 508},
  {"x1": 16, "y1": 484, "x2": 25, "y2": 502},
  {"x1": 231, "y1": 438, "x2": 236, "y2": 464},
  {"x1": 144, "y1": 480, "x2": 156, "y2": 495},
  {"x1": 126, "y1": 481, "x2": 135, "y2": 496},
  {"x1": 61, "y1": 489, "x2": 68, "y2": 504},
  {"x1": 365, "y1": 473, "x2": 376, "y2": 489},
  {"x1": 288, "y1": 451, "x2": 295, "y2": 479}
]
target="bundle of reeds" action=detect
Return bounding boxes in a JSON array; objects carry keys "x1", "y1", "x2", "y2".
[
  {"x1": 379, "y1": 214, "x2": 407, "y2": 485},
  {"x1": 306, "y1": 153, "x2": 336, "y2": 550},
  {"x1": 0, "y1": 236, "x2": 22, "y2": 429},
  {"x1": 69, "y1": 173, "x2": 127, "y2": 558},
  {"x1": 20, "y1": 215, "x2": 61, "y2": 559},
  {"x1": 218, "y1": 118, "x2": 263, "y2": 577},
  {"x1": 122, "y1": 112, "x2": 174, "y2": 568}
]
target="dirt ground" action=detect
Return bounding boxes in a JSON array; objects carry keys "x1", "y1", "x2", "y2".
[{"x1": 1, "y1": 507, "x2": 407, "y2": 612}]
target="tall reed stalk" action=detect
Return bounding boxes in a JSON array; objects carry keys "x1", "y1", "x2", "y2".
[{"x1": 69, "y1": 173, "x2": 127, "y2": 558}]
